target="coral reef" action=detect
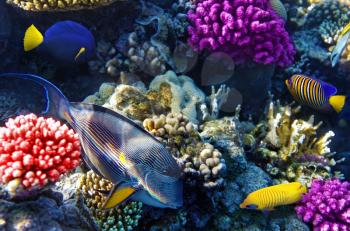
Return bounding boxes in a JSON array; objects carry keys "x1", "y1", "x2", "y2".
[
  {"x1": 200, "y1": 85, "x2": 231, "y2": 121},
  {"x1": 296, "y1": 179, "x2": 350, "y2": 230},
  {"x1": 77, "y1": 170, "x2": 143, "y2": 231},
  {"x1": 187, "y1": 0, "x2": 296, "y2": 67},
  {"x1": 148, "y1": 71, "x2": 206, "y2": 123},
  {"x1": 143, "y1": 113, "x2": 227, "y2": 189},
  {"x1": 244, "y1": 101, "x2": 338, "y2": 186},
  {"x1": 6, "y1": 0, "x2": 121, "y2": 11},
  {"x1": 0, "y1": 114, "x2": 81, "y2": 195}
]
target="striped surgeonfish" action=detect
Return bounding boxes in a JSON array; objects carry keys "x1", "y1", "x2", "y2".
[
  {"x1": 240, "y1": 182, "x2": 307, "y2": 211},
  {"x1": 285, "y1": 74, "x2": 340, "y2": 112},
  {"x1": 0, "y1": 73, "x2": 183, "y2": 209},
  {"x1": 331, "y1": 22, "x2": 350, "y2": 67}
]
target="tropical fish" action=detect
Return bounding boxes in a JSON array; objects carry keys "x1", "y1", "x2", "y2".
[
  {"x1": 285, "y1": 74, "x2": 339, "y2": 111},
  {"x1": 23, "y1": 21, "x2": 96, "y2": 64},
  {"x1": 269, "y1": 0, "x2": 287, "y2": 21},
  {"x1": 240, "y1": 182, "x2": 307, "y2": 211},
  {"x1": 0, "y1": 73, "x2": 183, "y2": 209},
  {"x1": 331, "y1": 22, "x2": 350, "y2": 67}
]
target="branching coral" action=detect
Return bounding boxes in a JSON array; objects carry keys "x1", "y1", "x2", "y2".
[
  {"x1": 6, "y1": 0, "x2": 121, "y2": 11},
  {"x1": 0, "y1": 114, "x2": 81, "y2": 195},
  {"x1": 187, "y1": 0, "x2": 296, "y2": 67},
  {"x1": 143, "y1": 113, "x2": 226, "y2": 189},
  {"x1": 77, "y1": 171, "x2": 143, "y2": 231},
  {"x1": 296, "y1": 179, "x2": 350, "y2": 230},
  {"x1": 244, "y1": 101, "x2": 338, "y2": 186}
]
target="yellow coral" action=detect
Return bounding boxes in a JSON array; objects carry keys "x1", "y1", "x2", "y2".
[
  {"x1": 6, "y1": 0, "x2": 120, "y2": 11},
  {"x1": 246, "y1": 101, "x2": 336, "y2": 186}
]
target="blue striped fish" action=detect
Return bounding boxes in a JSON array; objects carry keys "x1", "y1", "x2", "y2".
[
  {"x1": 285, "y1": 75, "x2": 338, "y2": 111},
  {"x1": 0, "y1": 73, "x2": 183, "y2": 209}
]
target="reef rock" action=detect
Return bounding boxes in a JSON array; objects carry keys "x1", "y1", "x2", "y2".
[{"x1": 0, "y1": 189, "x2": 94, "y2": 230}]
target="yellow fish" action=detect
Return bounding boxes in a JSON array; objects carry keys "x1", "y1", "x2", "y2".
[
  {"x1": 240, "y1": 182, "x2": 307, "y2": 211},
  {"x1": 331, "y1": 22, "x2": 350, "y2": 67}
]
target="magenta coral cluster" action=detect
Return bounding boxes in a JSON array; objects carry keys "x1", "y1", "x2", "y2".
[
  {"x1": 187, "y1": 0, "x2": 296, "y2": 67},
  {"x1": 0, "y1": 114, "x2": 81, "y2": 190},
  {"x1": 295, "y1": 179, "x2": 350, "y2": 231}
]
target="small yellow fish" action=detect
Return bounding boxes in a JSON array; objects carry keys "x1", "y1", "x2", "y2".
[
  {"x1": 240, "y1": 182, "x2": 307, "y2": 211},
  {"x1": 331, "y1": 22, "x2": 350, "y2": 67}
]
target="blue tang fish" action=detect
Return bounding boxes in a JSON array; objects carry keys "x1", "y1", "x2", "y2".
[
  {"x1": 0, "y1": 73, "x2": 183, "y2": 209},
  {"x1": 23, "y1": 21, "x2": 96, "y2": 64},
  {"x1": 285, "y1": 74, "x2": 346, "y2": 113}
]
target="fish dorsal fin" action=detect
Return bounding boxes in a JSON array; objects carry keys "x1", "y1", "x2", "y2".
[
  {"x1": 24, "y1": 25, "x2": 44, "y2": 52},
  {"x1": 45, "y1": 21, "x2": 89, "y2": 39},
  {"x1": 320, "y1": 80, "x2": 337, "y2": 98},
  {"x1": 102, "y1": 184, "x2": 137, "y2": 209}
]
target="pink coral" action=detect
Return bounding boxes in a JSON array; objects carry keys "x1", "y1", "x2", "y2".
[
  {"x1": 295, "y1": 179, "x2": 350, "y2": 231},
  {"x1": 0, "y1": 114, "x2": 81, "y2": 190},
  {"x1": 187, "y1": 0, "x2": 296, "y2": 67}
]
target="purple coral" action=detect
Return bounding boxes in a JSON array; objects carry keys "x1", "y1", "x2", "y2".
[
  {"x1": 295, "y1": 179, "x2": 350, "y2": 231},
  {"x1": 187, "y1": 0, "x2": 296, "y2": 67}
]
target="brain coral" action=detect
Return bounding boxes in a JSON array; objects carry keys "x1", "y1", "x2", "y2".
[
  {"x1": 6, "y1": 0, "x2": 120, "y2": 11},
  {"x1": 187, "y1": 0, "x2": 296, "y2": 67}
]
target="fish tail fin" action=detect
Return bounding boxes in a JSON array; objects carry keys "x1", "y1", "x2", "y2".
[
  {"x1": 0, "y1": 73, "x2": 72, "y2": 122},
  {"x1": 24, "y1": 24, "x2": 44, "y2": 52},
  {"x1": 329, "y1": 95, "x2": 347, "y2": 113}
]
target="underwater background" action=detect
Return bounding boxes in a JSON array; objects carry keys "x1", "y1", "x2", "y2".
[{"x1": 1, "y1": 0, "x2": 350, "y2": 230}]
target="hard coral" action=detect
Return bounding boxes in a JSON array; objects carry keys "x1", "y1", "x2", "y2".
[
  {"x1": 77, "y1": 171, "x2": 143, "y2": 231},
  {"x1": 0, "y1": 114, "x2": 81, "y2": 192},
  {"x1": 6, "y1": 0, "x2": 120, "y2": 11},
  {"x1": 296, "y1": 179, "x2": 350, "y2": 230},
  {"x1": 244, "y1": 101, "x2": 337, "y2": 186},
  {"x1": 187, "y1": 0, "x2": 296, "y2": 67},
  {"x1": 143, "y1": 113, "x2": 226, "y2": 189}
]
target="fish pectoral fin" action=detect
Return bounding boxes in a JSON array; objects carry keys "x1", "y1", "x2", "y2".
[
  {"x1": 24, "y1": 24, "x2": 44, "y2": 52},
  {"x1": 102, "y1": 184, "x2": 137, "y2": 209},
  {"x1": 74, "y1": 47, "x2": 86, "y2": 61}
]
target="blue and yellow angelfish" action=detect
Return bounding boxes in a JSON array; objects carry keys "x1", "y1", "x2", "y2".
[
  {"x1": 285, "y1": 74, "x2": 347, "y2": 114},
  {"x1": 0, "y1": 73, "x2": 183, "y2": 209},
  {"x1": 23, "y1": 21, "x2": 96, "y2": 64}
]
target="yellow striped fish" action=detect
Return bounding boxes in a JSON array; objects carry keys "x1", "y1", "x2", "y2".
[
  {"x1": 240, "y1": 182, "x2": 307, "y2": 211},
  {"x1": 285, "y1": 75, "x2": 338, "y2": 111},
  {"x1": 331, "y1": 22, "x2": 350, "y2": 67}
]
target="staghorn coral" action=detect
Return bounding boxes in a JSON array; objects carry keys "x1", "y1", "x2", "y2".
[
  {"x1": 6, "y1": 0, "x2": 121, "y2": 11},
  {"x1": 200, "y1": 85, "x2": 231, "y2": 121},
  {"x1": 77, "y1": 170, "x2": 143, "y2": 231},
  {"x1": 187, "y1": 0, "x2": 296, "y2": 67},
  {"x1": 143, "y1": 113, "x2": 226, "y2": 189},
  {"x1": 296, "y1": 179, "x2": 350, "y2": 230},
  {"x1": 0, "y1": 114, "x2": 81, "y2": 197},
  {"x1": 244, "y1": 101, "x2": 338, "y2": 186}
]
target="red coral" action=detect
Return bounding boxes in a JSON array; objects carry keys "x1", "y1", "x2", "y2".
[{"x1": 0, "y1": 114, "x2": 81, "y2": 190}]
